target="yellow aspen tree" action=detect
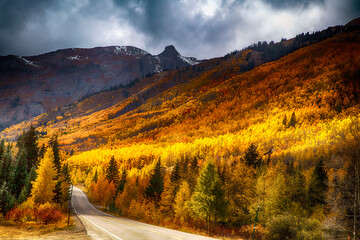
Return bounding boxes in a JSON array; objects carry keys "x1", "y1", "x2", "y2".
[
  {"x1": 31, "y1": 148, "x2": 57, "y2": 204},
  {"x1": 174, "y1": 180, "x2": 192, "y2": 223}
]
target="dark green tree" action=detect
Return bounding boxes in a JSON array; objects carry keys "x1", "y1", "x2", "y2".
[
  {"x1": 106, "y1": 156, "x2": 119, "y2": 184},
  {"x1": 0, "y1": 182, "x2": 15, "y2": 215},
  {"x1": 308, "y1": 158, "x2": 328, "y2": 208},
  {"x1": 17, "y1": 125, "x2": 38, "y2": 169},
  {"x1": 170, "y1": 160, "x2": 181, "y2": 183},
  {"x1": 12, "y1": 148, "x2": 28, "y2": 198},
  {"x1": 0, "y1": 146, "x2": 13, "y2": 184},
  {"x1": 0, "y1": 139, "x2": 5, "y2": 161},
  {"x1": 61, "y1": 163, "x2": 72, "y2": 203},
  {"x1": 49, "y1": 135, "x2": 61, "y2": 173},
  {"x1": 145, "y1": 160, "x2": 164, "y2": 202},
  {"x1": 18, "y1": 166, "x2": 37, "y2": 203},
  {"x1": 243, "y1": 143, "x2": 261, "y2": 168},
  {"x1": 50, "y1": 135, "x2": 63, "y2": 204},
  {"x1": 116, "y1": 168, "x2": 127, "y2": 195},
  {"x1": 288, "y1": 112, "x2": 297, "y2": 128},
  {"x1": 282, "y1": 114, "x2": 287, "y2": 126},
  {"x1": 190, "y1": 161, "x2": 228, "y2": 233},
  {"x1": 93, "y1": 169, "x2": 98, "y2": 183}
]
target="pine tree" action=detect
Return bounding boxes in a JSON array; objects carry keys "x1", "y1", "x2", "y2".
[
  {"x1": 106, "y1": 156, "x2": 119, "y2": 184},
  {"x1": 60, "y1": 163, "x2": 72, "y2": 206},
  {"x1": 0, "y1": 146, "x2": 13, "y2": 184},
  {"x1": 288, "y1": 112, "x2": 296, "y2": 128},
  {"x1": 31, "y1": 148, "x2": 57, "y2": 204},
  {"x1": 17, "y1": 125, "x2": 38, "y2": 169},
  {"x1": 243, "y1": 143, "x2": 261, "y2": 168},
  {"x1": 282, "y1": 114, "x2": 287, "y2": 126},
  {"x1": 18, "y1": 166, "x2": 37, "y2": 203},
  {"x1": 145, "y1": 160, "x2": 164, "y2": 202},
  {"x1": 170, "y1": 160, "x2": 181, "y2": 184},
  {"x1": 50, "y1": 135, "x2": 62, "y2": 204},
  {"x1": 49, "y1": 135, "x2": 61, "y2": 173},
  {"x1": 190, "y1": 161, "x2": 227, "y2": 233},
  {"x1": 116, "y1": 168, "x2": 127, "y2": 195},
  {"x1": 0, "y1": 182, "x2": 15, "y2": 215},
  {"x1": 0, "y1": 139, "x2": 5, "y2": 161},
  {"x1": 12, "y1": 148, "x2": 28, "y2": 198},
  {"x1": 308, "y1": 157, "x2": 328, "y2": 208}
]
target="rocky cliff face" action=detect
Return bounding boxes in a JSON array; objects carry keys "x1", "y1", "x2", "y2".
[{"x1": 0, "y1": 45, "x2": 200, "y2": 130}]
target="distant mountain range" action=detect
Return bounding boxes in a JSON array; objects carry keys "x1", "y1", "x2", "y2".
[{"x1": 0, "y1": 45, "x2": 200, "y2": 130}]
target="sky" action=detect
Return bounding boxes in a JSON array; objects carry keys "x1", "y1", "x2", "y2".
[{"x1": 0, "y1": 0, "x2": 359, "y2": 59}]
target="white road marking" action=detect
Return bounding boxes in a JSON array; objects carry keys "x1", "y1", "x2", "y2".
[{"x1": 73, "y1": 202, "x2": 123, "y2": 240}]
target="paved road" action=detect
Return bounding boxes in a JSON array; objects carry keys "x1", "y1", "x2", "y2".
[{"x1": 72, "y1": 186, "x2": 218, "y2": 240}]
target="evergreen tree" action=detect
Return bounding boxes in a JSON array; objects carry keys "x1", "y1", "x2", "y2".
[
  {"x1": 17, "y1": 125, "x2": 38, "y2": 169},
  {"x1": 282, "y1": 114, "x2": 287, "y2": 126},
  {"x1": 0, "y1": 182, "x2": 15, "y2": 215},
  {"x1": 243, "y1": 143, "x2": 261, "y2": 168},
  {"x1": 0, "y1": 139, "x2": 5, "y2": 161},
  {"x1": 116, "y1": 168, "x2": 127, "y2": 195},
  {"x1": 0, "y1": 146, "x2": 13, "y2": 184},
  {"x1": 60, "y1": 163, "x2": 72, "y2": 206},
  {"x1": 12, "y1": 148, "x2": 28, "y2": 198},
  {"x1": 308, "y1": 158, "x2": 328, "y2": 208},
  {"x1": 50, "y1": 135, "x2": 62, "y2": 204},
  {"x1": 18, "y1": 166, "x2": 37, "y2": 203},
  {"x1": 93, "y1": 169, "x2": 98, "y2": 183},
  {"x1": 49, "y1": 135, "x2": 61, "y2": 173},
  {"x1": 106, "y1": 156, "x2": 119, "y2": 184},
  {"x1": 31, "y1": 148, "x2": 57, "y2": 204},
  {"x1": 288, "y1": 112, "x2": 297, "y2": 128},
  {"x1": 38, "y1": 143, "x2": 46, "y2": 160},
  {"x1": 190, "y1": 161, "x2": 227, "y2": 233},
  {"x1": 170, "y1": 160, "x2": 181, "y2": 184},
  {"x1": 145, "y1": 160, "x2": 164, "y2": 202}
]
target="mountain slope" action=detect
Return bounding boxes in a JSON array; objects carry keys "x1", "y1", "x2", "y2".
[
  {"x1": 2, "y1": 22, "x2": 359, "y2": 159},
  {"x1": 0, "y1": 45, "x2": 200, "y2": 130}
]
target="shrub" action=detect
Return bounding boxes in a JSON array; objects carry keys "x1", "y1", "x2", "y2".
[{"x1": 35, "y1": 202, "x2": 64, "y2": 224}]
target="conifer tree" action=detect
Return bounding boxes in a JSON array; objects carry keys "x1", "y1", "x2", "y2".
[
  {"x1": 106, "y1": 156, "x2": 119, "y2": 184},
  {"x1": 12, "y1": 148, "x2": 28, "y2": 198},
  {"x1": 18, "y1": 166, "x2": 37, "y2": 203},
  {"x1": 170, "y1": 160, "x2": 181, "y2": 184},
  {"x1": 0, "y1": 139, "x2": 5, "y2": 160},
  {"x1": 190, "y1": 161, "x2": 227, "y2": 233},
  {"x1": 243, "y1": 143, "x2": 260, "y2": 168},
  {"x1": 50, "y1": 135, "x2": 63, "y2": 204},
  {"x1": 0, "y1": 146, "x2": 13, "y2": 184},
  {"x1": 17, "y1": 125, "x2": 38, "y2": 169},
  {"x1": 308, "y1": 157, "x2": 328, "y2": 208},
  {"x1": 60, "y1": 163, "x2": 72, "y2": 206},
  {"x1": 282, "y1": 114, "x2": 287, "y2": 126},
  {"x1": 288, "y1": 112, "x2": 297, "y2": 128},
  {"x1": 116, "y1": 168, "x2": 127, "y2": 195},
  {"x1": 31, "y1": 148, "x2": 57, "y2": 204},
  {"x1": 0, "y1": 182, "x2": 15, "y2": 215},
  {"x1": 145, "y1": 160, "x2": 164, "y2": 202}
]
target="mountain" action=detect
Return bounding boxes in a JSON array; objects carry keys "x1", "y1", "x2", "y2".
[
  {"x1": 0, "y1": 45, "x2": 200, "y2": 131},
  {"x1": 1, "y1": 18, "x2": 359, "y2": 154}
]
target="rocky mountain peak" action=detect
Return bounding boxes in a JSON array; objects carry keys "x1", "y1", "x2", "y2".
[{"x1": 159, "y1": 45, "x2": 180, "y2": 57}]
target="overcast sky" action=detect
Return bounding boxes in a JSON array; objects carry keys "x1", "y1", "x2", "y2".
[{"x1": 0, "y1": 0, "x2": 359, "y2": 59}]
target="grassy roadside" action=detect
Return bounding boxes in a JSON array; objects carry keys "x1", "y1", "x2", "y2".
[{"x1": 0, "y1": 214, "x2": 90, "y2": 239}]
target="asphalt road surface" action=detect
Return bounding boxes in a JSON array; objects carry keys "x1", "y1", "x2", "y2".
[{"x1": 71, "y1": 186, "x2": 219, "y2": 240}]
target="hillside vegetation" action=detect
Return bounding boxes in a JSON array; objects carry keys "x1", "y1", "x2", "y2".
[{"x1": 1, "y1": 22, "x2": 360, "y2": 239}]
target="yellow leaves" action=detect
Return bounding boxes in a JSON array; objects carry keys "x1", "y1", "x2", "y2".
[{"x1": 31, "y1": 148, "x2": 57, "y2": 204}]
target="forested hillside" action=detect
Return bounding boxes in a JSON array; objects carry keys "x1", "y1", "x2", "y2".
[{"x1": 1, "y1": 19, "x2": 360, "y2": 239}]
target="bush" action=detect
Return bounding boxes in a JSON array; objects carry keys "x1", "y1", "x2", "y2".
[
  {"x1": 266, "y1": 214, "x2": 324, "y2": 240},
  {"x1": 6, "y1": 201, "x2": 64, "y2": 224},
  {"x1": 266, "y1": 214, "x2": 298, "y2": 240},
  {"x1": 35, "y1": 202, "x2": 64, "y2": 224}
]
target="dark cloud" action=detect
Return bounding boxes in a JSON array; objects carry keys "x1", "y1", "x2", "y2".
[{"x1": 0, "y1": 0, "x2": 359, "y2": 59}]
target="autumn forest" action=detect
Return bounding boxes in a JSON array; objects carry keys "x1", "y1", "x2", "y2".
[{"x1": 1, "y1": 18, "x2": 360, "y2": 240}]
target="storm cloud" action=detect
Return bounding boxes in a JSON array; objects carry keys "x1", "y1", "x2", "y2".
[{"x1": 0, "y1": 0, "x2": 359, "y2": 59}]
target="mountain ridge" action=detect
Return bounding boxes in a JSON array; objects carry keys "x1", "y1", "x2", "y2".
[{"x1": 0, "y1": 45, "x2": 200, "y2": 131}]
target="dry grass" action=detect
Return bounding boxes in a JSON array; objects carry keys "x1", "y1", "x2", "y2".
[{"x1": 0, "y1": 214, "x2": 90, "y2": 240}]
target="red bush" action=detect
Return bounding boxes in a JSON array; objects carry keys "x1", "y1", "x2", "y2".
[{"x1": 35, "y1": 203, "x2": 64, "y2": 224}]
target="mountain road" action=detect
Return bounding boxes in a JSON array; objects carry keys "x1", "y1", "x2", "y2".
[{"x1": 71, "y1": 186, "x2": 218, "y2": 240}]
